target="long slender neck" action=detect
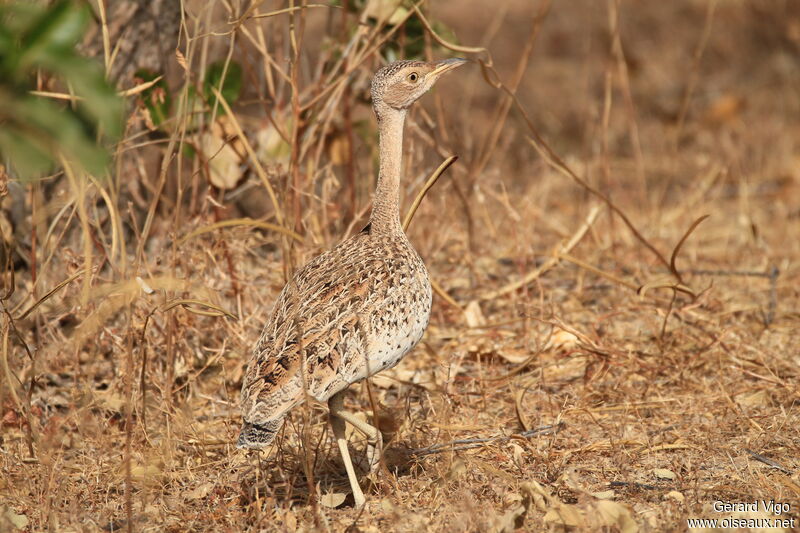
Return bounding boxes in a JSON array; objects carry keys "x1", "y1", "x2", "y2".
[{"x1": 369, "y1": 108, "x2": 406, "y2": 235}]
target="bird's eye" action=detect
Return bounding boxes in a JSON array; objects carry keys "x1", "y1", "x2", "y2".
[{"x1": 408, "y1": 72, "x2": 419, "y2": 83}]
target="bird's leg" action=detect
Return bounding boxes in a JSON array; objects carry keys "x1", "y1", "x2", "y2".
[
  {"x1": 328, "y1": 391, "x2": 366, "y2": 507},
  {"x1": 328, "y1": 399, "x2": 383, "y2": 473}
]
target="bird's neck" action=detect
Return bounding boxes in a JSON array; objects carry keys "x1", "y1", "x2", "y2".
[{"x1": 369, "y1": 108, "x2": 406, "y2": 236}]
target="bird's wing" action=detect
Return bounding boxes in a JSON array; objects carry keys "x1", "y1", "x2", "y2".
[{"x1": 240, "y1": 232, "x2": 397, "y2": 425}]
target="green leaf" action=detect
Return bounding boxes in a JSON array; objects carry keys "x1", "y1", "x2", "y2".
[
  {"x1": 134, "y1": 69, "x2": 171, "y2": 128},
  {"x1": 0, "y1": 1, "x2": 122, "y2": 181},
  {"x1": 204, "y1": 61, "x2": 243, "y2": 107},
  {"x1": 17, "y1": 0, "x2": 90, "y2": 70},
  {"x1": 0, "y1": 92, "x2": 110, "y2": 178},
  {"x1": 0, "y1": 2, "x2": 44, "y2": 36},
  {"x1": 0, "y1": 127, "x2": 55, "y2": 178}
]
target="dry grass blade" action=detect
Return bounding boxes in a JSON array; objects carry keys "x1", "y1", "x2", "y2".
[
  {"x1": 482, "y1": 204, "x2": 602, "y2": 300},
  {"x1": 159, "y1": 299, "x2": 237, "y2": 320},
  {"x1": 210, "y1": 87, "x2": 285, "y2": 228},
  {"x1": 557, "y1": 253, "x2": 638, "y2": 292},
  {"x1": 15, "y1": 268, "x2": 88, "y2": 321},
  {"x1": 1, "y1": 317, "x2": 37, "y2": 456},
  {"x1": 119, "y1": 76, "x2": 165, "y2": 97},
  {"x1": 177, "y1": 218, "x2": 304, "y2": 245},
  {"x1": 403, "y1": 155, "x2": 458, "y2": 231},
  {"x1": 243, "y1": 4, "x2": 336, "y2": 21},
  {"x1": 668, "y1": 214, "x2": 710, "y2": 285},
  {"x1": 411, "y1": 6, "x2": 488, "y2": 55},
  {"x1": 525, "y1": 136, "x2": 673, "y2": 273}
]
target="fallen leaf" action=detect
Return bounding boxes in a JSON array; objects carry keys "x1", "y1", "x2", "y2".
[
  {"x1": 665, "y1": 491, "x2": 685, "y2": 503},
  {"x1": 320, "y1": 491, "x2": 346, "y2": 508},
  {"x1": 201, "y1": 128, "x2": 242, "y2": 190},
  {"x1": 736, "y1": 389, "x2": 771, "y2": 408},
  {"x1": 1, "y1": 506, "x2": 28, "y2": 530},
  {"x1": 496, "y1": 346, "x2": 531, "y2": 364},
  {"x1": 185, "y1": 482, "x2": 212, "y2": 500},
  {"x1": 548, "y1": 328, "x2": 580, "y2": 350},
  {"x1": 653, "y1": 468, "x2": 676, "y2": 480},
  {"x1": 522, "y1": 481, "x2": 584, "y2": 528},
  {"x1": 593, "y1": 500, "x2": 638, "y2": 533},
  {"x1": 464, "y1": 300, "x2": 486, "y2": 328},
  {"x1": 543, "y1": 505, "x2": 583, "y2": 528}
]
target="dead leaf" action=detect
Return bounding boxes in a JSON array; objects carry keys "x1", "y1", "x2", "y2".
[
  {"x1": 489, "y1": 493, "x2": 528, "y2": 533},
  {"x1": 201, "y1": 128, "x2": 242, "y2": 190},
  {"x1": 1, "y1": 506, "x2": 29, "y2": 530},
  {"x1": 548, "y1": 328, "x2": 580, "y2": 351},
  {"x1": 510, "y1": 442, "x2": 526, "y2": 469},
  {"x1": 185, "y1": 482, "x2": 212, "y2": 500},
  {"x1": 593, "y1": 500, "x2": 638, "y2": 533},
  {"x1": 175, "y1": 49, "x2": 188, "y2": 72},
  {"x1": 522, "y1": 481, "x2": 584, "y2": 528},
  {"x1": 653, "y1": 468, "x2": 676, "y2": 480},
  {"x1": 665, "y1": 491, "x2": 685, "y2": 503},
  {"x1": 320, "y1": 491, "x2": 346, "y2": 508},
  {"x1": 464, "y1": 300, "x2": 486, "y2": 328},
  {"x1": 256, "y1": 120, "x2": 291, "y2": 164},
  {"x1": 736, "y1": 389, "x2": 771, "y2": 408},
  {"x1": 543, "y1": 505, "x2": 583, "y2": 528},
  {"x1": 496, "y1": 346, "x2": 531, "y2": 364},
  {"x1": 365, "y1": 0, "x2": 408, "y2": 25}
]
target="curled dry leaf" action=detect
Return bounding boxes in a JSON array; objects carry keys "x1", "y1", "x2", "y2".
[
  {"x1": 185, "y1": 482, "x2": 213, "y2": 501},
  {"x1": 546, "y1": 328, "x2": 580, "y2": 351},
  {"x1": 736, "y1": 389, "x2": 771, "y2": 408},
  {"x1": 320, "y1": 492, "x2": 347, "y2": 509},
  {"x1": 1, "y1": 506, "x2": 28, "y2": 530},
  {"x1": 664, "y1": 491, "x2": 685, "y2": 503},
  {"x1": 364, "y1": 0, "x2": 408, "y2": 25},
  {"x1": 653, "y1": 468, "x2": 677, "y2": 480},
  {"x1": 464, "y1": 300, "x2": 486, "y2": 328},
  {"x1": 592, "y1": 500, "x2": 638, "y2": 533},
  {"x1": 201, "y1": 127, "x2": 242, "y2": 190}
]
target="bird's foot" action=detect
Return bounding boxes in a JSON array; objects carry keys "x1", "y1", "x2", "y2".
[{"x1": 365, "y1": 431, "x2": 384, "y2": 473}]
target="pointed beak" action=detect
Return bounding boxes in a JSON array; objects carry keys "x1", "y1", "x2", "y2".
[{"x1": 429, "y1": 57, "x2": 468, "y2": 78}]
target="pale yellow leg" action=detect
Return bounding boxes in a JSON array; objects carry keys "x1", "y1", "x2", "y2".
[
  {"x1": 332, "y1": 407, "x2": 383, "y2": 471},
  {"x1": 329, "y1": 391, "x2": 366, "y2": 507}
]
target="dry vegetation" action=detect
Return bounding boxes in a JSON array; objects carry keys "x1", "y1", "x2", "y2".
[{"x1": 2, "y1": 0, "x2": 799, "y2": 531}]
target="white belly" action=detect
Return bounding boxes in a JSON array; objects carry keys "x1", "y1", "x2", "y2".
[{"x1": 347, "y1": 277, "x2": 432, "y2": 383}]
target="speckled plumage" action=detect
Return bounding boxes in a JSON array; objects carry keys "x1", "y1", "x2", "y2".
[
  {"x1": 238, "y1": 229, "x2": 431, "y2": 445},
  {"x1": 237, "y1": 57, "x2": 466, "y2": 506}
]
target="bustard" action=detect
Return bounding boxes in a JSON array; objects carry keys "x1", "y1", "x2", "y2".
[{"x1": 238, "y1": 58, "x2": 467, "y2": 507}]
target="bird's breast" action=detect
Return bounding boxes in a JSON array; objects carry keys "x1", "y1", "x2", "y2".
[{"x1": 346, "y1": 257, "x2": 432, "y2": 383}]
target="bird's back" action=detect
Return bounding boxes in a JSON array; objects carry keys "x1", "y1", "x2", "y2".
[{"x1": 238, "y1": 228, "x2": 431, "y2": 448}]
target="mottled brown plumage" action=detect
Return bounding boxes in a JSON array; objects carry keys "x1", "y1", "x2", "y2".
[{"x1": 238, "y1": 57, "x2": 466, "y2": 507}]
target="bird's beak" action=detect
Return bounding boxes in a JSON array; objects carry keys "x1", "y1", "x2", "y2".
[{"x1": 429, "y1": 58, "x2": 468, "y2": 79}]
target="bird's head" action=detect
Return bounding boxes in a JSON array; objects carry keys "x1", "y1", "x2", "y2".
[{"x1": 371, "y1": 58, "x2": 467, "y2": 118}]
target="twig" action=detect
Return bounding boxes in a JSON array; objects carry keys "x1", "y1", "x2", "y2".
[
  {"x1": 609, "y1": 481, "x2": 662, "y2": 491},
  {"x1": 403, "y1": 156, "x2": 458, "y2": 231},
  {"x1": 745, "y1": 449, "x2": 793, "y2": 475},
  {"x1": 407, "y1": 424, "x2": 562, "y2": 457}
]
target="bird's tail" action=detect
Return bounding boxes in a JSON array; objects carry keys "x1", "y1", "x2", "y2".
[{"x1": 237, "y1": 419, "x2": 283, "y2": 449}]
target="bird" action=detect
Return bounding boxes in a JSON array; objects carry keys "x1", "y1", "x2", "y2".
[{"x1": 237, "y1": 57, "x2": 467, "y2": 507}]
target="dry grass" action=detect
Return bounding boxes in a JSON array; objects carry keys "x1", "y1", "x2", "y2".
[{"x1": 2, "y1": 0, "x2": 799, "y2": 531}]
